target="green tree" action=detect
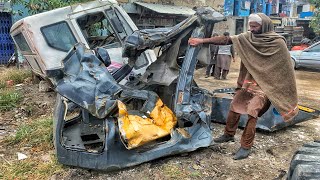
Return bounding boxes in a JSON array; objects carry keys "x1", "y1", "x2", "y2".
[
  {"x1": 309, "y1": 0, "x2": 320, "y2": 34},
  {"x1": 13, "y1": 0, "x2": 92, "y2": 15}
]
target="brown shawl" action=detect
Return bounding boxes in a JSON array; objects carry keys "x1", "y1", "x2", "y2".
[{"x1": 230, "y1": 13, "x2": 298, "y2": 120}]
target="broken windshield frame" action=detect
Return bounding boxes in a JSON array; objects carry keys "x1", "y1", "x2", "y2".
[
  {"x1": 106, "y1": 7, "x2": 133, "y2": 40},
  {"x1": 76, "y1": 11, "x2": 122, "y2": 49}
]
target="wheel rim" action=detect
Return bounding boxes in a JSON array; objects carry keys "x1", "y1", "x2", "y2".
[{"x1": 291, "y1": 59, "x2": 296, "y2": 69}]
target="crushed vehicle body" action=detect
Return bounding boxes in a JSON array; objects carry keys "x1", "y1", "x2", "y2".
[
  {"x1": 10, "y1": 0, "x2": 319, "y2": 171},
  {"x1": 46, "y1": 5, "x2": 224, "y2": 170}
]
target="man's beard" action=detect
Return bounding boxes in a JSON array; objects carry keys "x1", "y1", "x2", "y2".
[{"x1": 251, "y1": 29, "x2": 262, "y2": 34}]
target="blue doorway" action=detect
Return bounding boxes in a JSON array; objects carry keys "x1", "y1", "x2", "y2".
[{"x1": 0, "y1": 12, "x2": 14, "y2": 65}]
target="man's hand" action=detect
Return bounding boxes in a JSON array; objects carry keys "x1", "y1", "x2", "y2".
[{"x1": 188, "y1": 38, "x2": 204, "y2": 46}]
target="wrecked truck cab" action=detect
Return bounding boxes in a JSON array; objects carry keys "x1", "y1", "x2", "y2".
[
  {"x1": 10, "y1": 0, "x2": 156, "y2": 80},
  {"x1": 11, "y1": 1, "x2": 319, "y2": 172},
  {"x1": 47, "y1": 7, "x2": 224, "y2": 170}
]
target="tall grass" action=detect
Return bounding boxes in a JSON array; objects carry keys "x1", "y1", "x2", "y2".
[
  {"x1": 0, "y1": 68, "x2": 32, "y2": 86},
  {"x1": 1, "y1": 118, "x2": 63, "y2": 179},
  {"x1": 0, "y1": 88, "x2": 23, "y2": 111},
  {"x1": 0, "y1": 69, "x2": 64, "y2": 179},
  {"x1": 0, "y1": 68, "x2": 32, "y2": 111},
  {"x1": 4, "y1": 118, "x2": 54, "y2": 149},
  {"x1": 0, "y1": 154, "x2": 64, "y2": 180}
]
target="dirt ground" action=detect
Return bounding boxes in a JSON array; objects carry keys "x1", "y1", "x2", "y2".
[{"x1": 1, "y1": 59, "x2": 320, "y2": 179}]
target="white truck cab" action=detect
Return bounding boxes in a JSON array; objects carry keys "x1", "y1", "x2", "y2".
[{"x1": 10, "y1": 0, "x2": 156, "y2": 78}]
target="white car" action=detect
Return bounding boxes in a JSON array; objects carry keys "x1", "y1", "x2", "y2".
[{"x1": 290, "y1": 41, "x2": 320, "y2": 70}]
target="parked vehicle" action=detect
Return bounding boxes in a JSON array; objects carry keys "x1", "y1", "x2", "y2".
[{"x1": 290, "y1": 41, "x2": 320, "y2": 70}]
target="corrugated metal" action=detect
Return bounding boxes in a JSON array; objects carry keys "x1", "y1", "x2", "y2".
[
  {"x1": 134, "y1": 2, "x2": 195, "y2": 16},
  {"x1": 0, "y1": 12, "x2": 14, "y2": 64}
]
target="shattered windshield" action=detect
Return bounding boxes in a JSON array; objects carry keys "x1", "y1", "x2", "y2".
[{"x1": 77, "y1": 11, "x2": 121, "y2": 49}]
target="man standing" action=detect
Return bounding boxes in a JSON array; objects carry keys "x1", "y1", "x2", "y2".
[
  {"x1": 214, "y1": 32, "x2": 235, "y2": 80},
  {"x1": 205, "y1": 33, "x2": 219, "y2": 78},
  {"x1": 189, "y1": 13, "x2": 298, "y2": 160}
]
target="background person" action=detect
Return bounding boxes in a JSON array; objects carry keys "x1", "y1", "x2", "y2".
[
  {"x1": 205, "y1": 33, "x2": 219, "y2": 78},
  {"x1": 214, "y1": 32, "x2": 235, "y2": 80}
]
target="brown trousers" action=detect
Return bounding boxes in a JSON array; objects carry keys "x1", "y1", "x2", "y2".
[{"x1": 224, "y1": 111, "x2": 257, "y2": 149}]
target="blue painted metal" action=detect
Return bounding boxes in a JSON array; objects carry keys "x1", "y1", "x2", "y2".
[
  {"x1": 232, "y1": 0, "x2": 271, "y2": 17},
  {"x1": 300, "y1": 12, "x2": 314, "y2": 18},
  {"x1": 224, "y1": 0, "x2": 235, "y2": 16},
  {"x1": 234, "y1": 0, "x2": 250, "y2": 17},
  {"x1": 0, "y1": 12, "x2": 14, "y2": 64},
  {"x1": 251, "y1": 0, "x2": 267, "y2": 14},
  {"x1": 266, "y1": 3, "x2": 272, "y2": 15}
]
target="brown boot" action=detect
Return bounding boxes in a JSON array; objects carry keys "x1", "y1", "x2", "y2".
[{"x1": 213, "y1": 134, "x2": 234, "y2": 143}]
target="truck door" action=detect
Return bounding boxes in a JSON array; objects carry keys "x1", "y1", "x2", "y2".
[{"x1": 11, "y1": 30, "x2": 45, "y2": 75}]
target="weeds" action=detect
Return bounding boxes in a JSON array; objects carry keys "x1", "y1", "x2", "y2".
[
  {"x1": 0, "y1": 117, "x2": 64, "y2": 180},
  {"x1": 0, "y1": 81, "x2": 6, "y2": 89},
  {"x1": 0, "y1": 68, "x2": 62, "y2": 179},
  {"x1": 0, "y1": 154, "x2": 64, "y2": 180},
  {"x1": 0, "y1": 88, "x2": 23, "y2": 111},
  {"x1": 163, "y1": 164, "x2": 186, "y2": 179},
  {"x1": 0, "y1": 68, "x2": 31, "y2": 111},
  {"x1": 5, "y1": 117, "x2": 53, "y2": 149},
  {"x1": 0, "y1": 68, "x2": 32, "y2": 86}
]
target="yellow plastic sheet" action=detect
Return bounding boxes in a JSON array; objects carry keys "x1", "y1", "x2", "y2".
[{"x1": 118, "y1": 99, "x2": 177, "y2": 149}]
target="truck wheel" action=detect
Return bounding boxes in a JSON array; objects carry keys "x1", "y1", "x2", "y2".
[
  {"x1": 287, "y1": 140, "x2": 320, "y2": 180},
  {"x1": 52, "y1": 94, "x2": 66, "y2": 152},
  {"x1": 291, "y1": 58, "x2": 297, "y2": 70}
]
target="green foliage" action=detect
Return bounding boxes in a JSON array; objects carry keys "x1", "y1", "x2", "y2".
[
  {"x1": 5, "y1": 118, "x2": 53, "y2": 148},
  {"x1": 0, "y1": 98, "x2": 62, "y2": 180},
  {"x1": 310, "y1": 11, "x2": 320, "y2": 34},
  {"x1": 0, "y1": 89, "x2": 23, "y2": 111},
  {"x1": 0, "y1": 68, "x2": 31, "y2": 111},
  {"x1": 0, "y1": 81, "x2": 6, "y2": 89},
  {"x1": 309, "y1": 0, "x2": 320, "y2": 34},
  {"x1": 13, "y1": 0, "x2": 93, "y2": 15},
  {"x1": 1, "y1": 117, "x2": 59, "y2": 179},
  {"x1": 309, "y1": 0, "x2": 320, "y2": 8}
]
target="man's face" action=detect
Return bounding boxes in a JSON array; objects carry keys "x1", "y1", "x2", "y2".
[{"x1": 249, "y1": 22, "x2": 262, "y2": 34}]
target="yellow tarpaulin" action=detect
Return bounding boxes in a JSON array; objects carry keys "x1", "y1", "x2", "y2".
[{"x1": 118, "y1": 99, "x2": 177, "y2": 149}]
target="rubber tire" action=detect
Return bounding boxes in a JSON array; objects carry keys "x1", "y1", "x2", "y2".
[
  {"x1": 52, "y1": 94, "x2": 64, "y2": 153},
  {"x1": 291, "y1": 58, "x2": 297, "y2": 70},
  {"x1": 287, "y1": 141, "x2": 320, "y2": 180}
]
